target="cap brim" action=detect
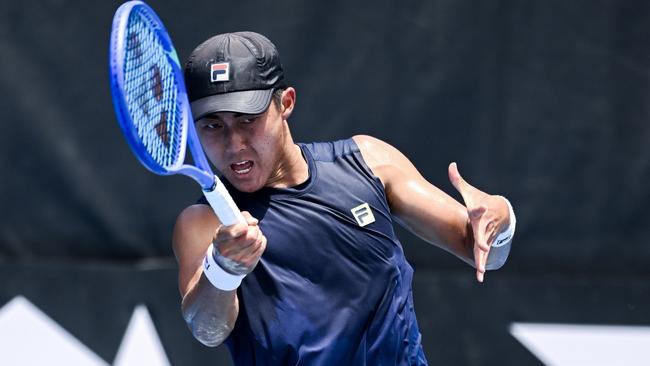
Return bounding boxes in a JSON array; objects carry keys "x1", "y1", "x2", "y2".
[{"x1": 190, "y1": 89, "x2": 274, "y2": 120}]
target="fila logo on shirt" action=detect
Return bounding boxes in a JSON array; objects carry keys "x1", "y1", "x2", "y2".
[
  {"x1": 210, "y1": 62, "x2": 230, "y2": 82},
  {"x1": 351, "y1": 203, "x2": 375, "y2": 227}
]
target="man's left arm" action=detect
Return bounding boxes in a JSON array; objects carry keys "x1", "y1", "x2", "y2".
[{"x1": 353, "y1": 135, "x2": 516, "y2": 282}]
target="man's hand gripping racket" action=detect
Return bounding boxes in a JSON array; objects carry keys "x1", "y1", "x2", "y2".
[{"x1": 108, "y1": 1, "x2": 244, "y2": 227}]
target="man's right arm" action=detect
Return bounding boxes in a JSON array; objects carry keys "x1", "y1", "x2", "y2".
[{"x1": 172, "y1": 205, "x2": 265, "y2": 347}]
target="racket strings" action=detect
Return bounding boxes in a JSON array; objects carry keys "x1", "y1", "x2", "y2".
[{"x1": 122, "y1": 8, "x2": 183, "y2": 169}]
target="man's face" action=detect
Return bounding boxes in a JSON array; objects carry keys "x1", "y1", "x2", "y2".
[{"x1": 195, "y1": 101, "x2": 287, "y2": 193}]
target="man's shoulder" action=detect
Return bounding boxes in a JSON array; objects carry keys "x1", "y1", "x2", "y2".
[
  {"x1": 350, "y1": 134, "x2": 382, "y2": 153},
  {"x1": 300, "y1": 137, "x2": 360, "y2": 162},
  {"x1": 172, "y1": 204, "x2": 218, "y2": 262},
  {"x1": 175, "y1": 204, "x2": 217, "y2": 232},
  {"x1": 348, "y1": 135, "x2": 412, "y2": 189}
]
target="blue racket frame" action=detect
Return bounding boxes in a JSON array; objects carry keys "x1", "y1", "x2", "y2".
[{"x1": 109, "y1": 0, "x2": 215, "y2": 190}]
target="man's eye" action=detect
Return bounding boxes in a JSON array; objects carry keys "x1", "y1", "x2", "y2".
[
  {"x1": 242, "y1": 117, "x2": 258, "y2": 124},
  {"x1": 204, "y1": 123, "x2": 223, "y2": 129}
]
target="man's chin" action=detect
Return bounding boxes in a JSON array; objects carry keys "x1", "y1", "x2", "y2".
[
  {"x1": 235, "y1": 184, "x2": 261, "y2": 193},
  {"x1": 226, "y1": 176, "x2": 263, "y2": 193}
]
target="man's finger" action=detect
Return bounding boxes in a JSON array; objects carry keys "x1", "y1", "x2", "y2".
[
  {"x1": 220, "y1": 226, "x2": 262, "y2": 254},
  {"x1": 474, "y1": 247, "x2": 487, "y2": 283},
  {"x1": 469, "y1": 205, "x2": 490, "y2": 252},
  {"x1": 241, "y1": 211, "x2": 259, "y2": 226},
  {"x1": 485, "y1": 226, "x2": 498, "y2": 248},
  {"x1": 448, "y1": 162, "x2": 467, "y2": 198},
  {"x1": 469, "y1": 204, "x2": 487, "y2": 221},
  {"x1": 449, "y1": 162, "x2": 484, "y2": 208},
  {"x1": 240, "y1": 235, "x2": 266, "y2": 264},
  {"x1": 216, "y1": 222, "x2": 249, "y2": 241}
]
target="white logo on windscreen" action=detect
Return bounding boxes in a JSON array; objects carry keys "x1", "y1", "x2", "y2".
[{"x1": 0, "y1": 296, "x2": 171, "y2": 365}]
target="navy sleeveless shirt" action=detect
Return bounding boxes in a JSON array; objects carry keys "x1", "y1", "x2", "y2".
[{"x1": 201, "y1": 139, "x2": 427, "y2": 365}]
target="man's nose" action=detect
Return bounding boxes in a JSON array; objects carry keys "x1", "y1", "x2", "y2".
[{"x1": 225, "y1": 128, "x2": 246, "y2": 153}]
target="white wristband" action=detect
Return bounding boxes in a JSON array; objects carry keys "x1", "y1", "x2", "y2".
[
  {"x1": 492, "y1": 196, "x2": 516, "y2": 248},
  {"x1": 203, "y1": 244, "x2": 245, "y2": 291}
]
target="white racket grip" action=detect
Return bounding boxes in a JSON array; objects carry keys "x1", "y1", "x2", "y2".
[{"x1": 202, "y1": 180, "x2": 245, "y2": 226}]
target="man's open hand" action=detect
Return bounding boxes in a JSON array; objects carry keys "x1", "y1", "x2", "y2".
[{"x1": 448, "y1": 162, "x2": 510, "y2": 282}]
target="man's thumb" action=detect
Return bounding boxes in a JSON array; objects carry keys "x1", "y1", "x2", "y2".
[{"x1": 448, "y1": 162, "x2": 465, "y2": 194}]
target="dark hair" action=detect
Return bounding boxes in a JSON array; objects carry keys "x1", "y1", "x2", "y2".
[{"x1": 271, "y1": 88, "x2": 285, "y2": 110}]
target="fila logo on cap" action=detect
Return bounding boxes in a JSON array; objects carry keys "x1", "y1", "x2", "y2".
[
  {"x1": 210, "y1": 62, "x2": 230, "y2": 82},
  {"x1": 351, "y1": 203, "x2": 375, "y2": 227}
]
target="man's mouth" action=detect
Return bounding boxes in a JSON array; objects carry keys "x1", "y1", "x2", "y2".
[{"x1": 230, "y1": 160, "x2": 254, "y2": 175}]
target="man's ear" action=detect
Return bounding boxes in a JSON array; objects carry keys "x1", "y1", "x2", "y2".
[{"x1": 280, "y1": 87, "x2": 296, "y2": 119}]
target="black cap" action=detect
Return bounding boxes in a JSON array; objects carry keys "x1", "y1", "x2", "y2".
[{"x1": 184, "y1": 31, "x2": 285, "y2": 120}]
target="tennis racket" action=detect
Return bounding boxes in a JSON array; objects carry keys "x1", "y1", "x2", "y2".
[{"x1": 109, "y1": 0, "x2": 244, "y2": 226}]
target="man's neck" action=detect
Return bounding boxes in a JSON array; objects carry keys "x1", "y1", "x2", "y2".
[{"x1": 265, "y1": 127, "x2": 309, "y2": 189}]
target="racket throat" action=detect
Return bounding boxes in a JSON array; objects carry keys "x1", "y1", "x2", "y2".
[{"x1": 177, "y1": 165, "x2": 216, "y2": 190}]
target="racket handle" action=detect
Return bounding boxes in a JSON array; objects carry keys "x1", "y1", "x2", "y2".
[{"x1": 202, "y1": 179, "x2": 246, "y2": 226}]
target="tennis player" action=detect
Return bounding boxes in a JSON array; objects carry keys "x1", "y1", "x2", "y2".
[{"x1": 173, "y1": 32, "x2": 516, "y2": 365}]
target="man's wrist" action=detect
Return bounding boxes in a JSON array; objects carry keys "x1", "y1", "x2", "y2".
[
  {"x1": 213, "y1": 244, "x2": 252, "y2": 275},
  {"x1": 493, "y1": 196, "x2": 516, "y2": 248},
  {"x1": 203, "y1": 244, "x2": 245, "y2": 291}
]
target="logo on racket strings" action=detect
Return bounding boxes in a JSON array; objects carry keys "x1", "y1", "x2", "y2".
[{"x1": 211, "y1": 63, "x2": 230, "y2": 82}]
